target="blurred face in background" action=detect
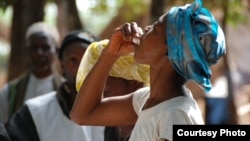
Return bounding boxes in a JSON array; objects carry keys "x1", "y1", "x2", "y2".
[
  {"x1": 27, "y1": 32, "x2": 57, "y2": 77},
  {"x1": 60, "y1": 42, "x2": 89, "y2": 94}
]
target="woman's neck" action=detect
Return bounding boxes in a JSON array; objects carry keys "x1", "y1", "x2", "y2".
[{"x1": 145, "y1": 62, "x2": 186, "y2": 109}]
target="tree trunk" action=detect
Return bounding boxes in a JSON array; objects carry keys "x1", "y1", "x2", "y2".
[
  {"x1": 8, "y1": 0, "x2": 45, "y2": 81},
  {"x1": 55, "y1": 0, "x2": 83, "y2": 40},
  {"x1": 221, "y1": 1, "x2": 238, "y2": 124},
  {"x1": 150, "y1": 0, "x2": 166, "y2": 23}
]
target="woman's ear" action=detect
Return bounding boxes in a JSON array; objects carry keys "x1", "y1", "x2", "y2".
[
  {"x1": 165, "y1": 51, "x2": 168, "y2": 56},
  {"x1": 164, "y1": 28, "x2": 168, "y2": 56},
  {"x1": 164, "y1": 47, "x2": 168, "y2": 56}
]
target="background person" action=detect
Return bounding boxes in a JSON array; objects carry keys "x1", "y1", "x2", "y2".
[
  {"x1": 5, "y1": 30, "x2": 103, "y2": 141},
  {"x1": 0, "y1": 22, "x2": 64, "y2": 123}
]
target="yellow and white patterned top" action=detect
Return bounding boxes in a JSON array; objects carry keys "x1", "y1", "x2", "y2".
[{"x1": 76, "y1": 39, "x2": 150, "y2": 92}]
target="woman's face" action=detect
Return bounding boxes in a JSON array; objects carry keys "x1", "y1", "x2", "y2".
[{"x1": 134, "y1": 13, "x2": 167, "y2": 65}]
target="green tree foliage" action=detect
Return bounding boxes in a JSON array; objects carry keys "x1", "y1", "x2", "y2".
[
  {"x1": 0, "y1": 0, "x2": 10, "y2": 11},
  {"x1": 88, "y1": 0, "x2": 148, "y2": 21},
  {"x1": 225, "y1": 0, "x2": 249, "y2": 26}
]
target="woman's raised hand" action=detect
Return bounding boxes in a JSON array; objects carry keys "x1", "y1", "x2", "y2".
[{"x1": 106, "y1": 22, "x2": 143, "y2": 57}]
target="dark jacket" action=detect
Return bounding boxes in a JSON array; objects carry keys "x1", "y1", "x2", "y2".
[{"x1": 0, "y1": 123, "x2": 11, "y2": 141}]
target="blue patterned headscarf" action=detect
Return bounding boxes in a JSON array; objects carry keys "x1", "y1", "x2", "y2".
[{"x1": 166, "y1": 0, "x2": 226, "y2": 92}]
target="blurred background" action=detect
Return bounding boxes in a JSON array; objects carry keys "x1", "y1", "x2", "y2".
[{"x1": 0, "y1": 0, "x2": 250, "y2": 124}]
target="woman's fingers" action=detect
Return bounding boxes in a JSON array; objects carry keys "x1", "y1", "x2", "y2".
[
  {"x1": 108, "y1": 22, "x2": 142, "y2": 55},
  {"x1": 120, "y1": 22, "x2": 142, "y2": 45},
  {"x1": 122, "y1": 23, "x2": 132, "y2": 41},
  {"x1": 131, "y1": 22, "x2": 140, "y2": 37},
  {"x1": 131, "y1": 22, "x2": 142, "y2": 45}
]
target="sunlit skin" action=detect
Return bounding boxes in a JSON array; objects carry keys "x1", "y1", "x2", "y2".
[
  {"x1": 134, "y1": 18, "x2": 168, "y2": 66},
  {"x1": 70, "y1": 13, "x2": 186, "y2": 141},
  {"x1": 27, "y1": 32, "x2": 57, "y2": 78}
]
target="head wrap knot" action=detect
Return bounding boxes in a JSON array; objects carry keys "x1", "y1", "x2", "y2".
[
  {"x1": 76, "y1": 39, "x2": 150, "y2": 92},
  {"x1": 166, "y1": 0, "x2": 226, "y2": 92}
]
